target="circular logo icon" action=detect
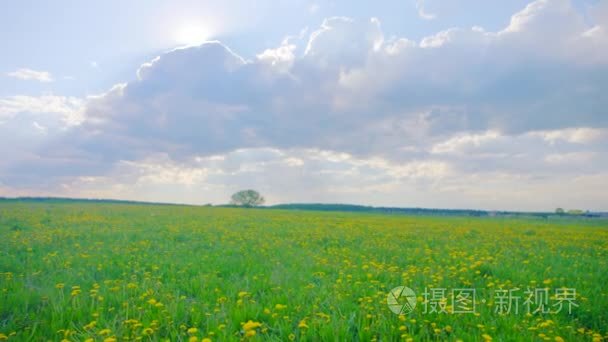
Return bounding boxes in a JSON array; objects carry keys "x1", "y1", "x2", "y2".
[{"x1": 387, "y1": 286, "x2": 417, "y2": 315}]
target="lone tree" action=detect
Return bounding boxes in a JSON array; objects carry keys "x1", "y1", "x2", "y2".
[{"x1": 230, "y1": 189, "x2": 265, "y2": 207}]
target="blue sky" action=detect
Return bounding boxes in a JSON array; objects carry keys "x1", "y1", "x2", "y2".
[{"x1": 1, "y1": 0, "x2": 607, "y2": 210}]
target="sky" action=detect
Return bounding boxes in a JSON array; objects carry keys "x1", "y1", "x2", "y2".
[{"x1": 1, "y1": 0, "x2": 607, "y2": 211}]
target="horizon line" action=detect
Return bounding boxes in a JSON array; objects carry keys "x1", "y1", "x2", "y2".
[{"x1": 1, "y1": 195, "x2": 605, "y2": 215}]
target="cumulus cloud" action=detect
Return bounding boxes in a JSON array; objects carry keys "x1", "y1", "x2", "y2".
[
  {"x1": 58, "y1": 1, "x2": 606, "y2": 163},
  {"x1": 2, "y1": 0, "x2": 607, "y2": 210},
  {"x1": 7, "y1": 68, "x2": 53, "y2": 82},
  {"x1": 256, "y1": 42, "x2": 297, "y2": 73}
]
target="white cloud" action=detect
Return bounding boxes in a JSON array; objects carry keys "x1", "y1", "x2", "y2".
[
  {"x1": 256, "y1": 43, "x2": 297, "y2": 73},
  {"x1": 502, "y1": 0, "x2": 573, "y2": 34},
  {"x1": 0, "y1": 95, "x2": 84, "y2": 125},
  {"x1": 431, "y1": 131, "x2": 502, "y2": 154},
  {"x1": 84, "y1": 4, "x2": 606, "y2": 161},
  {"x1": 531, "y1": 128, "x2": 608, "y2": 144},
  {"x1": 304, "y1": 17, "x2": 384, "y2": 67},
  {"x1": 415, "y1": 0, "x2": 437, "y2": 20},
  {"x1": 428, "y1": 129, "x2": 608, "y2": 173},
  {"x1": 7, "y1": 68, "x2": 53, "y2": 82}
]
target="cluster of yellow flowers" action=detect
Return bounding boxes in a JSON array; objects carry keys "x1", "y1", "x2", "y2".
[{"x1": 241, "y1": 320, "x2": 262, "y2": 338}]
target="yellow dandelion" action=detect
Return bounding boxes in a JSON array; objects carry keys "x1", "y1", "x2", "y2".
[
  {"x1": 242, "y1": 320, "x2": 262, "y2": 331},
  {"x1": 84, "y1": 320, "x2": 97, "y2": 330},
  {"x1": 98, "y1": 329, "x2": 111, "y2": 336}
]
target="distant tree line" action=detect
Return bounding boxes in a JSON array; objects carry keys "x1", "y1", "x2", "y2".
[
  {"x1": 269, "y1": 203, "x2": 604, "y2": 218},
  {"x1": 1, "y1": 196, "x2": 605, "y2": 218},
  {"x1": 555, "y1": 208, "x2": 588, "y2": 216}
]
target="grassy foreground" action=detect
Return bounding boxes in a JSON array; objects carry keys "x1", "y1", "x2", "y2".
[{"x1": 0, "y1": 202, "x2": 607, "y2": 341}]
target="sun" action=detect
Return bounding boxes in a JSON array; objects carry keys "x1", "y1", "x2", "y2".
[{"x1": 174, "y1": 24, "x2": 210, "y2": 47}]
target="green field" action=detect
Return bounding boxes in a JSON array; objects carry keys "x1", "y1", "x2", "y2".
[{"x1": 0, "y1": 202, "x2": 607, "y2": 341}]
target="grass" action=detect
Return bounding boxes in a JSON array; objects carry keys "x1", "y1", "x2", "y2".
[{"x1": 0, "y1": 202, "x2": 607, "y2": 341}]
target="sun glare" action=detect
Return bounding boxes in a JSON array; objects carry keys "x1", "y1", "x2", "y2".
[{"x1": 174, "y1": 24, "x2": 210, "y2": 47}]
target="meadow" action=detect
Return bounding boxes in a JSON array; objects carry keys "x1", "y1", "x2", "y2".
[{"x1": 0, "y1": 202, "x2": 606, "y2": 341}]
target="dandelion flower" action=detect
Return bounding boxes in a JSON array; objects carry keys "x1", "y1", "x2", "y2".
[
  {"x1": 242, "y1": 320, "x2": 262, "y2": 331},
  {"x1": 98, "y1": 329, "x2": 111, "y2": 336}
]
